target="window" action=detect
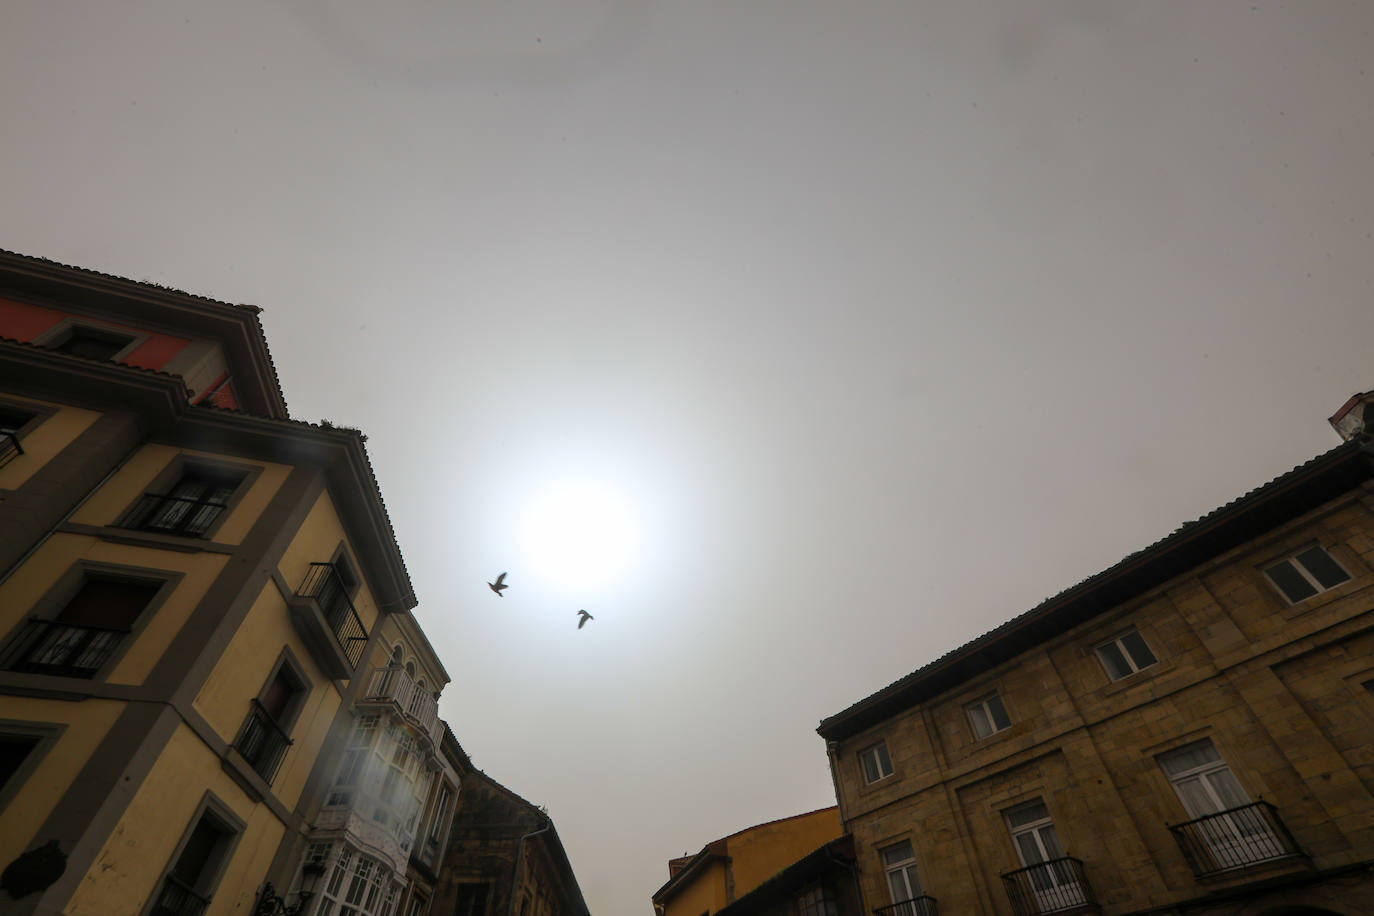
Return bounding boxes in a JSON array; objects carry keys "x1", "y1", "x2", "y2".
[
  {"x1": 1004, "y1": 800, "x2": 1086, "y2": 911},
  {"x1": 965, "y1": 692, "x2": 1011, "y2": 740},
  {"x1": 0, "y1": 406, "x2": 35, "y2": 468},
  {"x1": 3, "y1": 576, "x2": 159, "y2": 678},
  {"x1": 1264, "y1": 546, "x2": 1351, "y2": 604},
  {"x1": 1094, "y1": 629, "x2": 1158, "y2": 680},
  {"x1": 796, "y1": 885, "x2": 836, "y2": 916},
  {"x1": 149, "y1": 804, "x2": 240, "y2": 916},
  {"x1": 1159, "y1": 739, "x2": 1285, "y2": 868},
  {"x1": 49, "y1": 324, "x2": 137, "y2": 361},
  {"x1": 124, "y1": 466, "x2": 245, "y2": 538},
  {"x1": 314, "y1": 846, "x2": 397, "y2": 916},
  {"x1": 0, "y1": 735, "x2": 40, "y2": 794},
  {"x1": 880, "y1": 840, "x2": 923, "y2": 904},
  {"x1": 454, "y1": 883, "x2": 489, "y2": 916},
  {"x1": 859, "y1": 742, "x2": 893, "y2": 784},
  {"x1": 234, "y1": 661, "x2": 307, "y2": 783}
]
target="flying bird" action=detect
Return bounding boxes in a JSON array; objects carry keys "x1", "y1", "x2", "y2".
[
  {"x1": 576, "y1": 609, "x2": 593, "y2": 629},
  {"x1": 488, "y1": 572, "x2": 509, "y2": 597}
]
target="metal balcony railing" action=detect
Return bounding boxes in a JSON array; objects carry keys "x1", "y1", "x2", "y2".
[
  {"x1": 874, "y1": 896, "x2": 940, "y2": 916},
  {"x1": 0, "y1": 431, "x2": 22, "y2": 469},
  {"x1": 121, "y1": 493, "x2": 227, "y2": 538},
  {"x1": 1168, "y1": 801, "x2": 1302, "y2": 877},
  {"x1": 297, "y1": 563, "x2": 368, "y2": 667},
  {"x1": 1, "y1": 619, "x2": 127, "y2": 678},
  {"x1": 362, "y1": 666, "x2": 440, "y2": 742},
  {"x1": 233, "y1": 700, "x2": 294, "y2": 784},
  {"x1": 1002, "y1": 857, "x2": 1097, "y2": 915},
  {"x1": 149, "y1": 874, "x2": 211, "y2": 916}
]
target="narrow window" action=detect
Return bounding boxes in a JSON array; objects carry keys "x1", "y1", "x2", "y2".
[
  {"x1": 454, "y1": 883, "x2": 489, "y2": 916},
  {"x1": 965, "y1": 692, "x2": 1012, "y2": 740},
  {"x1": 4, "y1": 577, "x2": 159, "y2": 678},
  {"x1": 859, "y1": 742, "x2": 893, "y2": 784},
  {"x1": 235, "y1": 664, "x2": 307, "y2": 783},
  {"x1": 0, "y1": 735, "x2": 40, "y2": 793},
  {"x1": 150, "y1": 808, "x2": 238, "y2": 916},
  {"x1": 0, "y1": 407, "x2": 36, "y2": 468},
  {"x1": 1264, "y1": 546, "x2": 1351, "y2": 603},
  {"x1": 795, "y1": 884, "x2": 836, "y2": 916},
  {"x1": 50, "y1": 325, "x2": 135, "y2": 361},
  {"x1": 879, "y1": 840, "x2": 923, "y2": 905},
  {"x1": 1004, "y1": 801, "x2": 1086, "y2": 910},
  {"x1": 125, "y1": 465, "x2": 244, "y2": 538},
  {"x1": 1095, "y1": 628, "x2": 1159, "y2": 680}
]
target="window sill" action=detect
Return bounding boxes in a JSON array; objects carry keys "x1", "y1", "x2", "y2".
[
  {"x1": 58, "y1": 522, "x2": 236, "y2": 554},
  {"x1": 1276, "y1": 577, "x2": 1364, "y2": 621}
]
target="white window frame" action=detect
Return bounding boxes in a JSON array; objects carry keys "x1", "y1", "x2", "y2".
[
  {"x1": 964, "y1": 692, "x2": 1011, "y2": 740},
  {"x1": 859, "y1": 741, "x2": 894, "y2": 784},
  {"x1": 1262, "y1": 545, "x2": 1351, "y2": 604},
  {"x1": 1004, "y1": 800, "x2": 1086, "y2": 911},
  {"x1": 1094, "y1": 628, "x2": 1158, "y2": 681},
  {"x1": 879, "y1": 840, "x2": 923, "y2": 905}
]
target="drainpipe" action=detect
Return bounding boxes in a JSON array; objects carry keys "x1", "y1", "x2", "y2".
[
  {"x1": 506, "y1": 815, "x2": 551, "y2": 916},
  {"x1": 825, "y1": 740, "x2": 848, "y2": 834}
]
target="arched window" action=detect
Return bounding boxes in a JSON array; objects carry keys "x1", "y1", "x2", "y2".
[
  {"x1": 390, "y1": 645, "x2": 403, "y2": 667},
  {"x1": 405, "y1": 661, "x2": 416, "y2": 678}
]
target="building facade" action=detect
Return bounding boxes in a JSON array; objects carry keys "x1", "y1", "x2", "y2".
[
  {"x1": 0, "y1": 251, "x2": 459, "y2": 916},
  {"x1": 818, "y1": 397, "x2": 1374, "y2": 916},
  {"x1": 652, "y1": 808, "x2": 843, "y2": 916},
  {"x1": 709, "y1": 836, "x2": 862, "y2": 916},
  {"x1": 429, "y1": 769, "x2": 590, "y2": 916}
]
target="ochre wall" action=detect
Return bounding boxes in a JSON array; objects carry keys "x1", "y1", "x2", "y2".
[
  {"x1": 728, "y1": 807, "x2": 842, "y2": 898},
  {"x1": 662, "y1": 859, "x2": 729, "y2": 916},
  {"x1": 0, "y1": 396, "x2": 100, "y2": 490},
  {"x1": 278, "y1": 489, "x2": 384, "y2": 635},
  {"x1": 0, "y1": 697, "x2": 125, "y2": 867}
]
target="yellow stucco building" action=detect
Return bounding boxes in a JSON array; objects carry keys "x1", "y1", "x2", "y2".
[
  {"x1": 651, "y1": 807, "x2": 842, "y2": 916},
  {"x1": 0, "y1": 251, "x2": 460, "y2": 916}
]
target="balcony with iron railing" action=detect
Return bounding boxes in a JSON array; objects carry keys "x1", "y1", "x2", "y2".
[
  {"x1": 1, "y1": 618, "x2": 127, "y2": 678},
  {"x1": 874, "y1": 896, "x2": 939, "y2": 916},
  {"x1": 149, "y1": 875, "x2": 211, "y2": 916},
  {"x1": 287, "y1": 563, "x2": 369, "y2": 679},
  {"x1": 0, "y1": 431, "x2": 22, "y2": 469},
  {"x1": 1001, "y1": 857, "x2": 1099, "y2": 915},
  {"x1": 120, "y1": 493, "x2": 228, "y2": 538},
  {"x1": 233, "y1": 700, "x2": 294, "y2": 784},
  {"x1": 1168, "y1": 802, "x2": 1304, "y2": 878},
  {"x1": 358, "y1": 665, "x2": 441, "y2": 749}
]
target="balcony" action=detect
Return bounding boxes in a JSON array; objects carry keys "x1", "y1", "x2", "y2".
[
  {"x1": 1002, "y1": 857, "x2": 1099, "y2": 915},
  {"x1": 1, "y1": 619, "x2": 126, "y2": 678},
  {"x1": 120, "y1": 493, "x2": 227, "y2": 538},
  {"x1": 359, "y1": 666, "x2": 441, "y2": 749},
  {"x1": 233, "y1": 700, "x2": 293, "y2": 784},
  {"x1": 874, "y1": 897, "x2": 939, "y2": 916},
  {"x1": 288, "y1": 563, "x2": 369, "y2": 679},
  {"x1": 0, "y1": 431, "x2": 21, "y2": 469},
  {"x1": 1168, "y1": 802, "x2": 1304, "y2": 878},
  {"x1": 149, "y1": 875, "x2": 210, "y2": 916}
]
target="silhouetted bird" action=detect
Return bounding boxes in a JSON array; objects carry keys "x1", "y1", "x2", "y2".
[
  {"x1": 576, "y1": 609, "x2": 594, "y2": 629},
  {"x1": 488, "y1": 572, "x2": 509, "y2": 597}
]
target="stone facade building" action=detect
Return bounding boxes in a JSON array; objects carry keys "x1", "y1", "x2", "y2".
[{"x1": 817, "y1": 395, "x2": 1374, "y2": 915}]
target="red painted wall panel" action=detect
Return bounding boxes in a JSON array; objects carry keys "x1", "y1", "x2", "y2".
[{"x1": 0, "y1": 296, "x2": 191, "y2": 370}]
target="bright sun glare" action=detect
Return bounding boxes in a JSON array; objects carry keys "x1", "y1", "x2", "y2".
[{"x1": 519, "y1": 481, "x2": 639, "y2": 589}]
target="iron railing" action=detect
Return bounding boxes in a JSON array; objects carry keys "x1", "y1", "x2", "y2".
[
  {"x1": 0, "y1": 431, "x2": 22, "y2": 469},
  {"x1": 1169, "y1": 801, "x2": 1302, "y2": 877},
  {"x1": 297, "y1": 563, "x2": 368, "y2": 666},
  {"x1": 874, "y1": 897, "x2": 940, "y2": 916},
  {"x1": 150, "y1": 874, "x2": 211, "y2": 916},
  {"x1": 121, "y1": 493, "x2": 227, "y2": 538},
  {"x1": 234, "y1": 700, "x2": 294, "y2": 784},
  {"x1": 1002, "y1": 857, "x2": 1096, "y2": 915},
  {"x1": 1, "y1": 619, "x2": 127, "y2": 678}
]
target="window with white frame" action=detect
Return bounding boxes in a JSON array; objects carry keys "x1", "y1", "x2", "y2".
[
  {"x1": 859, "y1": 741, "x2": 893, "y2": 784},
  {"x1": 1004, "y1": 800, "x2": 1085, "y2": 908},
  {"x1": 965, "y1": 692, "x2": 1011, "y2": 740},
  {"x1": 1157, "y1": 739, "x2": 1252, "y2": 818},
  {"x1": 879, "y1": 840, "x2": 923, "y2": 904},
  {"x1": 1094, "y1": 628, "x2": 1158, "y2": 681},
  {"x1": 314, "y1": 846, "x2": 401, "y2": 916},
  {"x1": 1263, "y1": 545, "x2": 1350, "y2": 604}
]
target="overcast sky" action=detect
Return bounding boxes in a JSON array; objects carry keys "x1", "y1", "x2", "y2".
[{"x1": 4, "y1": 2, "x2": 1374, "y2": 913}]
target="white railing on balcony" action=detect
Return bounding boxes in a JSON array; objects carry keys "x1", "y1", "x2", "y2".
[{"x1": 361, "y1": 667, "x2": 441, "y2": 745}]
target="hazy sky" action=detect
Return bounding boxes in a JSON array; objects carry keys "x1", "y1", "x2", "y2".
[{"x1": 4, "y1": 2, "x2": 1374, "y2": 913}]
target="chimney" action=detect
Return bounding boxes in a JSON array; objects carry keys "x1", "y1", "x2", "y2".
[{"x1": 1330, "y1": 391, "x2": 1374, "y2": 442}]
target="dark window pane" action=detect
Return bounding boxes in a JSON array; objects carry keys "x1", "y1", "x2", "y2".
[
  {"x1": 57, "y1": 579, "x2": 159, "y2": 629},
  {"x1": 987, "y1": 693, "x2": 1011, "y2": 730},
  {"x1": 1120, "y1": 630, "x2": 1157, "y2": 669},
  {"x1": 1296, "y1": 547, "x2": 1350, "y2": 590},
  {"x1": 0, "y1": 408, "x2": 34, "y2": 435},
  {"x1": 1096, "y1": 643, "x2": 1132, "y2": 680},
  {"x1": 0, "y1": 735, "x2": 39, "y2": 791},
  {"x1": 53, "y1": 329, "x2": 133, "y2": 361},
  {"x1": 171, "y1": 817, "x2": 227, "y2": 886},
  {"x1": 1265, "y1": 560, "x2": 1317, "y2": 603}
]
